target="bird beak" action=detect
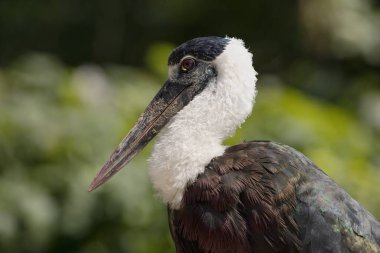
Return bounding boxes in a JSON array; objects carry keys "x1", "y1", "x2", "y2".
[{"x1": 88, "y1": 79, "x2": 199, "y2": 191}]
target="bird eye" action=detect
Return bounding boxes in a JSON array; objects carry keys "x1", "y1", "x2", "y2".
[{"x1": 180, "y1": 58, "x2": 195, "y2": 72}]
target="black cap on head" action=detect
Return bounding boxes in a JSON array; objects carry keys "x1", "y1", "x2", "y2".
[{"x1": 168, "y1": 36, "x2": 230, "y2": 65}]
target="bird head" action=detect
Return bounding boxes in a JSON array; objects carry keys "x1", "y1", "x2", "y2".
[{"x1": 88, "y1": 36, "x2": 257, "y2": 192}]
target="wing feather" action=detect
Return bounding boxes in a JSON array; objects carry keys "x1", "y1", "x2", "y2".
[{"x1": 168, "y1": 141, "x2": 380, "y2": 253}]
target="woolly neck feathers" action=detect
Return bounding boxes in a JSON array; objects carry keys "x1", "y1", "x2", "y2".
[{"x1": 149, "y1": 38, "x2": 257, "y2": 209}]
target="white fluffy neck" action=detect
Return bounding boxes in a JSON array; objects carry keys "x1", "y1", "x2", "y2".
[{"x1": 148, "y1": 38, "x2": 257, "y2": 209}]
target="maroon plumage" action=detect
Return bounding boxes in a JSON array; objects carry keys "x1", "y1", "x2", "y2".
[
  {"x1": 168, "y1": 141, "x2": 380, "y2": 253},
  {"x1": 169, "y1": 141, "x2": 301, "y2": 253}
]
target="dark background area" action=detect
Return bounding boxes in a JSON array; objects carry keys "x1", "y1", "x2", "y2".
[
  {"x1": 1, "y1": 0, "x2": 379, "y2": 102},
  {"x1": 0, "y1": 0, "x2": 379, "y2": 252},
  {"x1": 0, "y1": 1, "x2": 299, "y2": 65}
]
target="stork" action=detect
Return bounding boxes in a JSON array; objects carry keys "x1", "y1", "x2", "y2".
[{"x1": 88, "y1": 36, "x2": 380, "y2": 253}]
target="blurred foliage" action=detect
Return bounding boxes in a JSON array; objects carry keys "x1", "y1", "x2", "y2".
[{"x1": 0, "y1": 0, "x2": 380, "y2": 252}]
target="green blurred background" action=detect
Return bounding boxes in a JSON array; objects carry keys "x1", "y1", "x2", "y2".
[{"x1": 1, "y1": 0, "x2": 380, "y2": 252}]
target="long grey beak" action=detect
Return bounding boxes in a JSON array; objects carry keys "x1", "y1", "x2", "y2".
[{"x1": 88, "y1": 79, "x2": 199, "y2": 191}]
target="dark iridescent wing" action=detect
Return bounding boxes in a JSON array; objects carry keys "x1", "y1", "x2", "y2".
[
  {"x1": 278, "y1": 144, "x2": 380, "y2": 253},
  {"x1": 168, "y1": 141, "x2": 380, "y2": 253}
]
